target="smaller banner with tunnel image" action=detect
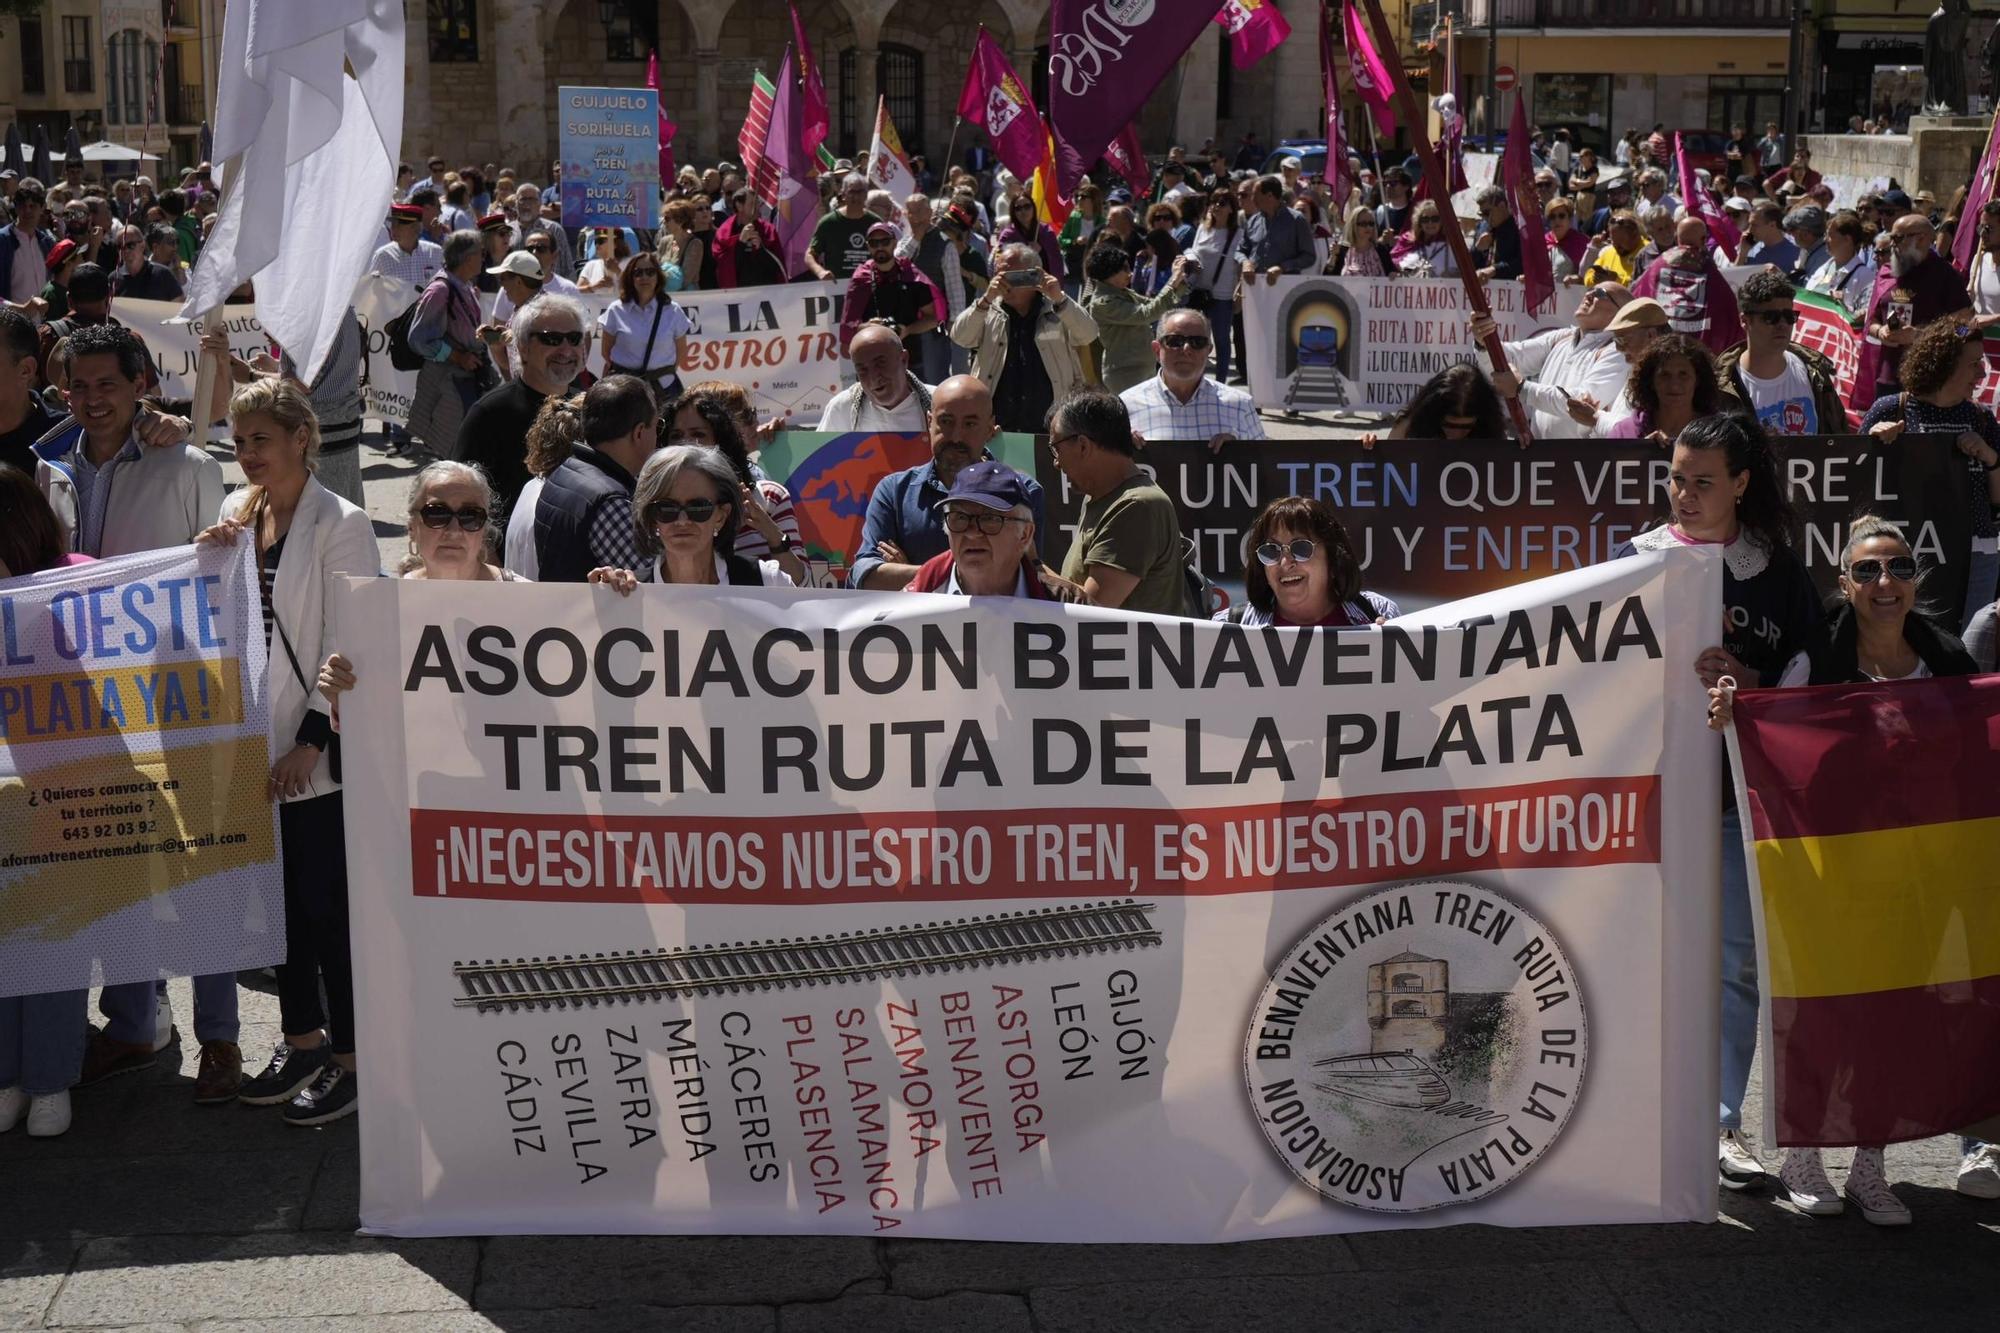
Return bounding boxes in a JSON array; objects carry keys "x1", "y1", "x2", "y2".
[{"x1": 1240, "y1": 275, "x2": 1583, "y2": 416}]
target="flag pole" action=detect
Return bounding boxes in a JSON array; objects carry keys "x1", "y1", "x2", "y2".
[
  {"x1": 944, "y1": 117, "x2": 962, "y2": 187},
  {"x1": 1356, "y1": 0, "x2": 1530, "y2": 442}
]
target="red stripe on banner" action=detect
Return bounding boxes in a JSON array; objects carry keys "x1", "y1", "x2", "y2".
[
  {"x1": 406, "y1": 775, "x2": 1660, "y2": 906},
  {"x1": 1770, "y1": 972, "x2": 2000, "y2": 1146},
  {"x1": 1733, "y1": 676, "x2": 2000, "y2": 842}
]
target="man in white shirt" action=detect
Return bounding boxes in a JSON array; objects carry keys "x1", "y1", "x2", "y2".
[
  {"x1": 1120, "y1": 307, "x2": 1265, "y2": 453},
  {"x1": 1636, "y1": 169, "x2": 1681, "y2": 219},
  {"x1": 1470, "y1": 282, "x2": 1635, "y2": 437},
  {"x1": 1158, "y1": 163, "x2": 1197, "y2": 205},
  {"x1": 368, "y1": 203, "x2": 444, "y2": 298},
  {"x1": 816, "y1": 321, "x2": 933, "y2": 432}
]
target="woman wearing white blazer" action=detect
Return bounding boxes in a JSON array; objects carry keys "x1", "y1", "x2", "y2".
[{"x1": 194, "y1": 379, "x2": 380, "y2": 1127}]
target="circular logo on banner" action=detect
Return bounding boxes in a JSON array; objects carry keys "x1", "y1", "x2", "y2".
[
  {"x1": 1106, "y1": 0, "x2": 1157, "y2": 26},
  {"x1": 1243, "y1": 882, "x2": 1587, "y2": 1213}
]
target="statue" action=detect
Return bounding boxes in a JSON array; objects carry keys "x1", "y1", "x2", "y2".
[
  {"x1": 1926, "y1": 0, "x2": 1969, "y2": 115},
  {"x1": 1985, "y1": 17, "x2": 2000, "y2": 100}
]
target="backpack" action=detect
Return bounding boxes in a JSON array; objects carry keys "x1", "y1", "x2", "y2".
[{"x1": 383, "y1": 299, "x2": 424, "y2": 372}]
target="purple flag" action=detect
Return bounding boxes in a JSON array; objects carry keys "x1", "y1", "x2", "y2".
[
  {"x1": 1676, "y1": 132, "x2": 1740, "y2": 255},
  {"x1": 765, "y1": 45, "x2": 817, "y2": 280},
  {"x1": 646, "y1": 49, "x2": 677, "y2": 183},
  {"x1": 1505, "y1": 91, "x2": 1555, "y2": 316},
  {"x1": 1957, "y1": 117, "x2": 2000, "y2": 277},
  {"x1": 1050, "y1": 0, "x2": 1216, "y2": 195}
]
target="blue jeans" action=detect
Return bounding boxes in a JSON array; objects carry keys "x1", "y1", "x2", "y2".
[
  {"x1": 0, "y1": 990, "x2": 88, "y2": 1096},
  {"x1": 1719, "y1": 805, "x2": 1759, "y2": 1130},
  {"x1": 98, "y1": 974, "x2": 239, "y2": 1046},
  {"x1": 1206, "y1": 297, "x2": 1236, "y2": 384},
  {"x1": 1963, "y1": 546, "x2": 1999, "y2": 633}
]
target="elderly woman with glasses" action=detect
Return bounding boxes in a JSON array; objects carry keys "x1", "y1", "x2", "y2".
[
  {"x1": 586, "y1": 444, "x2": 799, "y2": 592},
  {"x1": 599, "y1": 253, "x2": 693, "y2": 402},
  {"x1": 1215, "y1": 496, "x2": 1398, "y2": 627},
  {"x1": 1860, "y1": 316, "x2": 2000, "y2": 628},
  {"x1": 1707, "y1": 514, "x2": 1980, "y2": 1226}
]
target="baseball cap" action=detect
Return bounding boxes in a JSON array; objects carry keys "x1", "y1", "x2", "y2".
[
  {"x1": 943, "y1": 202, "x2": 977, "y2": 230},
  {"x1": 486, "y1": 250, "x2": 544, "y2": 280},
  {"x1": 1605, "y1": 297, "x2": 1668, "y2": 333},
  {"x1": 1107, "y1": 187, "x2": 1133, "y2": 205},
  {"x1": 1280, "y1": 155, "x2": 1303, "y2": 170},
  {"x1": 1599, "y1": 172, "x2": 1631, "y2": 192},
  {"x1": 1721, "y1": 196, "x2": 1751, "y2": 215},
  {"x1": 1882, "y1": 188, "x2": 1912, "y2": 210},
  {"x1": 936, "y1": 461, "x2": 1035, "y2": 514},
  {"x1": 866, "y1": 221, "x2": 898, "y2": 243}
]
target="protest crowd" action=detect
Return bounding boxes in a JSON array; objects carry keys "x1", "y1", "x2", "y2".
[{"x1": 2, "y1": 3, "x2": 1998, "y2": 1250}]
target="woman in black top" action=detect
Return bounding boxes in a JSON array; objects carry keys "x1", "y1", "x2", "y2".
[
  {"x1": 1611, "y1": 413, "x2": 1822, "y2": 1196},
  {"x1": 1707, "y1": 515, "x2": 1978, "y2": 1226}
]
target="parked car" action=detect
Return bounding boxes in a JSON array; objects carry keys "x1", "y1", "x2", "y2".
[
  {"x1": 1672, "y1": 130, "x2": 1732, "y2": 180},
  {"x1": 1264, "y1": 139, "x2": 1328, "y2": 180}
]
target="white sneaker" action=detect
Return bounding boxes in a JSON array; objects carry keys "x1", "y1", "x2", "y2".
[
  {"x1": 1957, "y1": 1142, "x2": 2000, "y2": 1199},
  {"x1": 1718, "y1": 1128, "x2": 1767, "y2": 1190},
  {"x1": 1778, "y1": 1146, "x2": 1844, "y2": 1216},
  {"x1": 25, "y1": 1090, "x2": 71, "y2": 1138},
  {"x1": 1843, "y1": 1146, "x2": 1912, "y2": 1226},
  {"x1": 0, "y1": 1086, "x2": 26, "y2": 1133},
  {"x1": 153, "y1": 993, "x2": 175, "y2": 1051}
]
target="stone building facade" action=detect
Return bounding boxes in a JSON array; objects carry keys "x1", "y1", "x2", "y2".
[{"x1": 402, "y1": 0, "x2": 1352, "y2": 180}]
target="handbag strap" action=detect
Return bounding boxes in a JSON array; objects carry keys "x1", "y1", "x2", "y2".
[
  {"x1": 1204, "y1": 226, "x2": 1235, "y2": 292},
  {"x1": 638, "y1": 296, "x2": 668, "y2": 371}
]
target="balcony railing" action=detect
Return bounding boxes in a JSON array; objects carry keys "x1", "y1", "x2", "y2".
[{"x1": 1462, "y1": 0, "x2": 1787, "y2": 26}]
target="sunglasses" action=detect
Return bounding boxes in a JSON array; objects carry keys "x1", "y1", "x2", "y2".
[
  {"x1": 944, "y1": 509, "x2": 1031, "y2": 535},
  {"x1": 418, "y1": 504, "x2": 489, "y2": 532},
  {"x1": 527, "y1": 241, "x2": 553, "y2": 252},
  {"x1": 120, "y1": 238, "x2": 143, "y2": 249},
  {"x1": 1748, "y1": 309, "x2": 1798, "y2": 326},
  {"x1": 529, "y1": 329, "x2": 586, "y2": 346},
  {"x1": 1255, "y1": 538, "x2": 1318, "y2": 567},
  {"x1": 1160, "y1": 334, "x2": 1211, "y2": 350},
  {"x1": 630, "y1": 268, "x2": 660, "y2": 279},
  {"x1": 1846, "y1": 556, "x2": 1918, "y2": 584},
  {"x1": 646, "y1": 498, "x2": 726, "y2": 525}
]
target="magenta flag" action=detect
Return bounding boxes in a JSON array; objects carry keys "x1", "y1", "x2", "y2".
[
  {"x1": 1342, "y1": 0, "x2": 1396, "y2": 140},
  {"x1": 1955, "y1": 117, "x2": 2000, "y2": 276},
  {"x1": 1504, "y1": 91, "x2": 1555, "y2": 315},
  {"x1": 645, "y1": 49, "x2": 677, "y2": 184},
  {"x1": 1102, "y1": 122, "x2": 1147, "y2": 191},
  {"x1": 958, "y1": 29, "x2": 1049, "y2": 187},
  {"x1": 1215, "y1": 0, "x2": 1293, "y2": 70},
  {"x1": 1050, "y1": 0, "x2": 1216, "y2": 194},
  {"x1": 1676, "y1": 132, "x2": 1740, "y2": 255},
  {"x1": 765, "y1": 46, "x2": 817, "y2": 279},
  {"x1": 790, "y1": 4, "x2": 830, "y2": 167},
  {"x1": 1318, "y1": 5, "x2": 1351, "y2": 210}
]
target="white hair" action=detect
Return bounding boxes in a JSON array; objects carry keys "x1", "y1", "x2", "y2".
[{"x1": 508, "y1": 291, "x2": 588, "y2": 349}]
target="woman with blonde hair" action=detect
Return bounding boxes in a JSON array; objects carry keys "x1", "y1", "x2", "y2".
[
  {"x1": 1393, "y1": 199, "x2": 1457, "y2": 277},
  {"x1": 1328, "y1": 205, "x2": 1394, "y2": 277},
  {"x1": 194, "y1": 378, "x2": 379, "y2": 1126}
]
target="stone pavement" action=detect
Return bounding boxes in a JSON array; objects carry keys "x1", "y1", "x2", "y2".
[
  {"x1": 2, "y1": 977, "x2": 1996, "y2": 1331},
  {"x1": 7, "y1": 425, "x2": 1994, "y2": 1330}
]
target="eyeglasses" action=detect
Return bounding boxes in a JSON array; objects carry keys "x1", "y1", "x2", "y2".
[
  {"x1": 646, "y1": 498, "x2": 725, "y2": 525},
  {"x1": 1748, "y1": 309, "x2": 1798, "y2": 326},
  {"x1": 1255, "y1": 538, "x2": 1319, "y2": 567},
  {"x1": 1160, "y1": 334, "x2": 1211, "y2": 350},
  {"x1": 1048, "y1": 431, "x2": 1082, "y2": 453},
  {"x1": 1846, "y1": 556, "x2": 1918, "y2": 584},
  {"x1": 528, "y1": 329, "x2": 586, "y2": 346},
  {"x1": 418, "y1": 504, "x2": 489, "y2": 532},
  {"x1": 944, "y1": 509, "x2": 1032, "y2": 535},
  {"x1": 630, "y1": 268, "x2": 660, "y2": 279}
]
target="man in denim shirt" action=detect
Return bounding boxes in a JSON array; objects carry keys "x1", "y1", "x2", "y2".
[
  {"x1": 1235, "y1": 176, "x2": 1316, "y2": 291},
  {"x1": 848, "y1": 374, "x2": 1044, "y2": 589}
]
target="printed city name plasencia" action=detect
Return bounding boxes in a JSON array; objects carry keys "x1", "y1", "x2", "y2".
[{"x1": 397, "y1": 595, "x2": 1661, "y2": 796}]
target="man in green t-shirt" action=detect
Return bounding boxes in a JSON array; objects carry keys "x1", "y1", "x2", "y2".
[
  {"x1": 807, "y1": 173, "x2": 881, "y2": 281},
  {"x1": 1049, "y1": 389, "x2": 1187, "y2": 617}
]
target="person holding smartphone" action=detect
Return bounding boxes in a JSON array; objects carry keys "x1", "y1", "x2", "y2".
[{"x1": 949, "y1": 242, "x2": 1099, "y2": 434}]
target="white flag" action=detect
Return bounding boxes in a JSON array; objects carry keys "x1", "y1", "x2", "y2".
[
  {"x1": 865, "y1": 96, "x2": 919, "y2": 222},
  {"x1": 179, "y1": 0, "x2": 404, "y2": 382}
]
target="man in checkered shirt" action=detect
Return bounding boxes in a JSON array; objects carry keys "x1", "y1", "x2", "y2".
[
  {"x1": 368, "y1": 203, "x2": 444, "y2": 296},
  {"x1": 1119, "y1": 307, "x2": 1266, "y2": 453}
]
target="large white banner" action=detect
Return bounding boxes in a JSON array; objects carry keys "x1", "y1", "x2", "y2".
[
  {"x1": 339, "y1": 552, "x2": 1721, "y2": 1239},
  {"x1": 349, "y1": 275, "x2": 852, "y2": 429},
  {"x1": 0, "y1": 545, "x2": 282, "y2": 996},
  {"x1": 1241, "y1": 275, "x2": 1582, "y2": 415},
  {"x1": 118, "y1": 298, "x2": 275, "y2": 405}
]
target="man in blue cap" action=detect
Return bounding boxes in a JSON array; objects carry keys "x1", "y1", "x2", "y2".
[{"x1": 904, "y1": 459, "x2": 1067, "y2": 599}]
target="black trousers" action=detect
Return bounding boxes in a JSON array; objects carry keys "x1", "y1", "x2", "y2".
[{"x1": 277, "y1": 792, "x2": 355, "y2": 1055}]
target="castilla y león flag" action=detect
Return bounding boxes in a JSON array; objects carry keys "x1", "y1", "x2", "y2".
[
  {"x1": 1049, "y1": 0, "x2": 1215, "y2": 194},
  {"x1": 1728, "y1": 674, "x2": 2000, "y2": 1148},
  {"x1": 1215, "y1": 0, "x2": 1293, "y2": 69},
  {"x1": 957, "y1": 29, "x2": 1049, "y2": 188}
]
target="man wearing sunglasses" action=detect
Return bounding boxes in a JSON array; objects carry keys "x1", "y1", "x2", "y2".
[
  {"x1": 901, "y1": 461, "x2": 1062, "y2": 600},
  {"x1": 1467, "y1": 282, "x2": 1634, "y2": 438},
  {"x1": 1716, "y1": 269, "x2": 1847, "y2": 436},
  {"x1": 456, "y1": 292, "x2": 590, "y2": 515},
  {"x1": 109, "y1": 222, "x2": 184, "y2": 303},
  {"x1": 1120, "y1": 308, "x2": 1263, "y2": 454}
]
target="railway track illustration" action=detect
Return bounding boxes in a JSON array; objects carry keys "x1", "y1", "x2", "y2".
[{"x1": 451, "y1": 900, "x2": 1163, "y2": 1013}]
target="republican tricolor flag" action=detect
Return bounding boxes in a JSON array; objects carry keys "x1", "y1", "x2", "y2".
[{"x1": 1728, "y1": 674, "x2": 2000, "y2": 1147}]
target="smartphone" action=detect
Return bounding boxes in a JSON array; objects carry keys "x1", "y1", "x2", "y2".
[{"x1": 1004, "y1": 268, "x2": 1043, "y2": 288}]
